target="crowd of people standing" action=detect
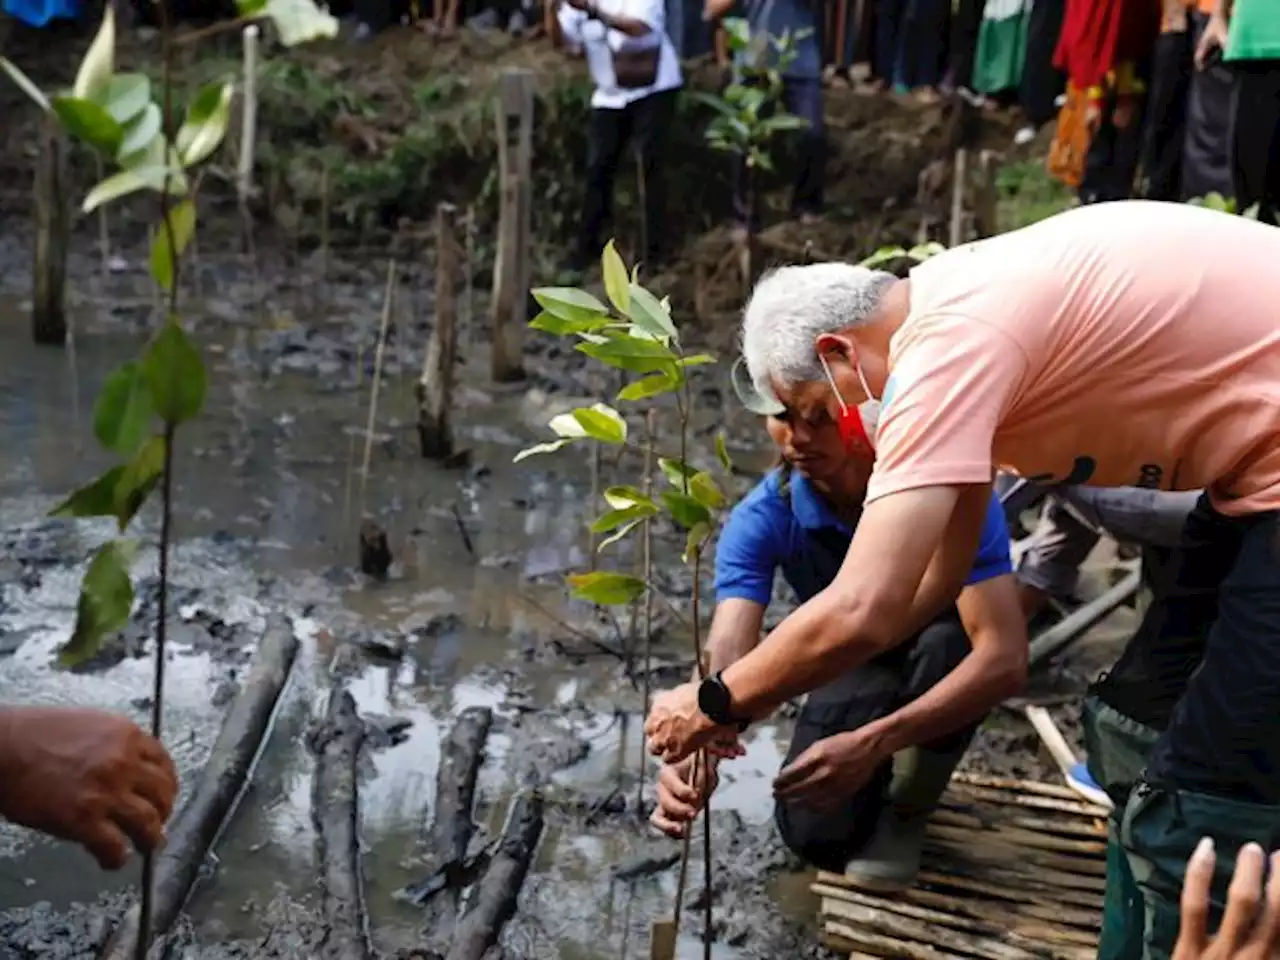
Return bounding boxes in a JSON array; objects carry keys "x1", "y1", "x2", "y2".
[{"x1": 803, "y1": 0, "x2": 1280, "y2": 215}]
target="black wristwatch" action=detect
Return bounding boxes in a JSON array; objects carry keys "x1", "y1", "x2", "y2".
[{"x1": 697, "y1": 671, "x2": 749, "y2": 731}]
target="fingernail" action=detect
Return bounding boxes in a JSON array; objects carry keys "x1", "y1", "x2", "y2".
[{"x1": 1193, "y1": 836, "x2": 1215, "y2": 861}]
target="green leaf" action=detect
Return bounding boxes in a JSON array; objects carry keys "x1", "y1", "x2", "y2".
[
  {"x1": 513, "y1": 438, "x2": 573, "y2": 462},
  {"x1": 236, "y1": 0, "x2": 268, "y2": 13},
  {"x1": 82, "y1": 164, "x2": 184, "y2": 215},
  {"x1": 658, "y1": 457, "x2": 697, "y2": 489},
  {"x1": 528, "y1": 309, "x2": 614, "y2": 337},
  {"x1": 262, "y1": 0, "x2": 340, "y2": 46},
  {"x1": 677, "y1": 354, "x2": 716, "y2": 368},
  {"x1": 118, "y1": 102, "x2": 162, "y2": 160},
  {"x1": 858, "y1": 246, "x2": 908, "y2": 270},
  {"x1": 49, "y1": 466, "x2": 127, "y2": 522},
  {"x1": 683, "y1": 521, "x2": 711, "y2": 564},
  {"x1": 149, "y1": 201, "x2": 197, "y2": 292},
  {"x1": 627, "y1": 282, "x2": 679, "y2": 344},
  {"x1": 661, "y1": 491, "x2": 712, "y2": 530},
  {"x1": 100, "y1": 72, "x2": 150, "y2": 125},
  {"x1": 759, "y1": 113, "x2": 809, "y2": 135},
  {"x1": 52, "y1": 96, "x2": 123, "y2": 156},
  {"x1": 617, "y1": 369, "x2": 681, "y2": 402},
  {"x1": 590, "y1": 503, "x2": 657, "y2": 534},
  {"x1": 566, "y1": 570, "x2": 647, "y2": 606},
  {"x1": 906, "y1": 242, "x2": 946, "y2": 261},
  {"x1": 176, "y1": 82, "x2": 233, "y2": 167},
  {"x1": 532, "y1": 286, "x2": 611, "y2": 323},
  {"x1": 112, "y1": 434, "x2": 166, "y2": 530},
  {"x1": 58, "y1": 540, "x2": 137, "y2": 669},
  {"x1": 93, "y1": 361, "x2": 154, "y2": 456},
  {"x1": 689, "y1": 471, "x2": 726, "y2": 509},
  {"x1": 722, "y1": 16, "x2": 750, "y2": 45},
  {"x1": 0, "y1": 58, "x2": 51, "y2": 113},
  {"x1": 602, "y1": 240, "x2": 630, "y2": 314},
  {"x1": 598, "y1": 517, "x2": 646, "y2": 553},
  {"x1": 715, "y1": 432, "x2": 734, "y2": 472},
  {"x1": 549, "y1": 403, "x2": 627, "y2": 444},
  {"x1": 72, "y1": 5, "x2": 116, "y2": 102},
  {"x1": 577, "y1": 334, "x2": 676, "y2": 373},
  {"x1": 602, "y1": 485, "x2": 657, "y2": 511},
  {"x1": 142, "y1": 320, "x2": 207, "y2": 425}
]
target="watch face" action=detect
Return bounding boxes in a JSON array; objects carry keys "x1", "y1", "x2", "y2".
[{"x1": 698, "y1": 676, "x2": 728, "y2": 721}]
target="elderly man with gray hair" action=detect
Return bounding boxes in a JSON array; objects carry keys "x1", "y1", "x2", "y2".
[{"x1": 642, "y1": 199, "x2": 1280, "y2": 960}]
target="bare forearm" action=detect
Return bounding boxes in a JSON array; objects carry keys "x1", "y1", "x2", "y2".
[
  {"x1": 865, "y1": 648, "x2": 1025, "y2": 756},
  {"x1": 721, "y1": 593, "x2": 892, "y2": 719},
  {"x1": 691, "y1": 598, "x2": 766, "y2": 681}
]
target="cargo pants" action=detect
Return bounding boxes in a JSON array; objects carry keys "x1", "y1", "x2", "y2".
[{"x1": 1086, "y1": 497, "x2": 1280, "y2": 960}]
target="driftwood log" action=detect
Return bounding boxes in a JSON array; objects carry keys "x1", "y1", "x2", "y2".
[
  {"x1": 445, "y1": 790, "x2": 545, "y2": 960},
  {"x1": 423, "y1": 707, "x2": 494, "y2": 947},
  {"x1": 100, "y1": 617, "x2": 300, "y2": 960},
  {"x1": 312, "y1": 687, "x2": 371, "y2": 960}
]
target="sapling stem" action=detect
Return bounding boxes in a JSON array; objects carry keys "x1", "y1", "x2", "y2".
[
  {"x1": 637, "y1": 409, "x2": 655, "y2": 815},
  {"x1": 358, "y1": 260, "x2": 397, "y2": 520}
]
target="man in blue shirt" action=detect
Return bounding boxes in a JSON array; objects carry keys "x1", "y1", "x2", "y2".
[{"x1": 651, "y1": 405, "x2": 1026, "y2": 891}]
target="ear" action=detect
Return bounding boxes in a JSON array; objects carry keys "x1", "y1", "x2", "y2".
[{"x1": 814, "y1": 332, "x2": 854, "y2": 360}]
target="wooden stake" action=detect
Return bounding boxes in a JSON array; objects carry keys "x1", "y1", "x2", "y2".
[
  {"x1": 32, "y1": 119, "x2": 68, "y2": 346},
  {"x1": 417, "y1": 204, "x2": 459, "y2": 459},
  {"x1": 237, "y1": 25, "x2": 260, "y2": 206},
  {"x1": 95, "y1": 154, "x2": 110, "y2": 279},
  {"x1": 358, "y1": 260, "x2": 397, "y2": 519},
  {"x1": 320, "y1": 162, "x2": 332, "y2": 285},
  {"x1": 949, "y1": 147, "x2": 968, "y2": 248},
  {"x1": 490, "y1": 68, "x2": 534, "y2": 383},
  {"x1": 974, "y1": 149, "x2": 1001, "y2": 239}
]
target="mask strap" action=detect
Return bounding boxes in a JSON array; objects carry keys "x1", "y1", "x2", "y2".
[{"x1": 817, "y1": 353, "x2": 849, "y2": 413}]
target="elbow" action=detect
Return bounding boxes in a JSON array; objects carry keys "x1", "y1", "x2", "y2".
[
  {"x1": 827, "y1": 590, "x2": 902, "y2": 661},
  {"x1": 989, "y1": 634, "x2": 1028, "y2": 702}
]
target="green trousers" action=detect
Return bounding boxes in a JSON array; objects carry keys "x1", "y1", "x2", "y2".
[{"x1": 1084, "y1": 694, "x2": 1280, "y2": 960}]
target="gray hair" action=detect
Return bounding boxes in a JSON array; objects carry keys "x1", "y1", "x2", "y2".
[{"x1": 740, "y1": 262, "x2": 896, "y2": 402}]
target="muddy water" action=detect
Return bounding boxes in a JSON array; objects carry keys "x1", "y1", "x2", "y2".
[
  {"x1": 0, "y1": 278, "x2": 813, "y2": 959},
  {"x1": 0, "y1": 237, "x2": 1139, "y2": 958}
]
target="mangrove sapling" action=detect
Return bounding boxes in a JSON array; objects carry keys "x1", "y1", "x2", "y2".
[
  {"x1": 514, "y1": 240, "x2": 736, "y2": 958},
  {"x1": 690, "y1": 20, "x2": 809, "y2": 288},
  {"x1": 0, "y1": 1, "x2": 336, "y2": 955}
]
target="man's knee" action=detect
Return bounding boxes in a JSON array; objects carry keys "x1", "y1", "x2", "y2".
[{"x1": 774, "y1": 790, "x2": 880, "y2": 872}]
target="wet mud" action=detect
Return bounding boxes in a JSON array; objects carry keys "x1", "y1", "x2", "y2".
[{"x1": 0, "y1": 20, "x2": 1108, "y2": 960}]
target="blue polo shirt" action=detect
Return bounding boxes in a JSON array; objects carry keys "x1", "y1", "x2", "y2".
[{"x1": 715, "y1": 469, "x2": 1014, "y2": 606}]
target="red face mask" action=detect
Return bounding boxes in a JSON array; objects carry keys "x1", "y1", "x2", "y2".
[{"x1": 819, "y1": 353, "x2": 881, "y2": 457}]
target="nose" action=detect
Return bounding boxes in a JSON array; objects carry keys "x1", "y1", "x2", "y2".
[{"x1": 790, "y1": 417, "x2": 813, "y2": 447}]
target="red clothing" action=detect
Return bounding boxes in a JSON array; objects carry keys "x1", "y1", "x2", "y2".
[{"x1": 1054, "y1": 0, "x2": 1159, "y2": 90}]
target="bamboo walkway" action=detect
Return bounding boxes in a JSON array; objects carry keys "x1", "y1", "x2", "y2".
[{"x1": 815, "y1": 772, "x2": 1110, "y2": 960}]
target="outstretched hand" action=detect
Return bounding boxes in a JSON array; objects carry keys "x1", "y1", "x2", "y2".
[{"x1": 1175, "y1": 838, "x2": 1280, "y2": 960}]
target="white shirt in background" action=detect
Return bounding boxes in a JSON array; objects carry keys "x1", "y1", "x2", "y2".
[{"x1": 558, "y1": 0, "x2": 683, "y2": 110}]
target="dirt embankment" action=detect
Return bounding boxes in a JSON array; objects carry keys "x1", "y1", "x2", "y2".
[{"x1": 0, "y1": 20, "x2": 1026, "y2": 322}]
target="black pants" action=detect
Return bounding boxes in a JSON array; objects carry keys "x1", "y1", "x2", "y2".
[
  {"x1": 1128, "y1": 497, "x2": 1280, "y2": 804},
  {"x1": 1018, "y1": 0, "x2": 1066, "y2": 126},
  {"x1": 1139, "y1": 28, "x2": 1196, "y2": 201},
  {"x1": 1182, "y1": 14, "x2": 1236, "y2": 200},
  {"x1": 576, "y1": 88, "x2": 677, "y2": 270},
  {"x1": 1080, "y1": 85, "x2": 1149, "y2": 204},
  {"x1": 947, "y1": 0, "x2": 984, "y2": 91},
  {"x1": 775, "y1": 611, "x2": 976, "y2": 872},
  {"x1": 1232, "y1": 60, "x2": 1280, "y2": 224}
]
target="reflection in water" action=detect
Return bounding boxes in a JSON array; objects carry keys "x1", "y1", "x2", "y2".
[{"x1": 0, "y1": 312, "x2": 801, "y2": 957}]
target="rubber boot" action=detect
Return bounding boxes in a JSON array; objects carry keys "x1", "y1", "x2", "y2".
[{"x1": 842, "y1": 743, "x2": 967, "y2": 892}]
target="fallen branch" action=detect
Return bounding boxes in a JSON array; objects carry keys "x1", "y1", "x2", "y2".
[
  {"x1": 446, "y1": 790, "x2": 545, "y2": 960},
  {"x1": 422, "y1": 707, "x2": 494, "y2": 946},
  {"x1": 311, "y1": 688, "x2": 370, "y2": 960},
  {"x1": 100, "y1": 617, "x2": 299, "y2": 960}
]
